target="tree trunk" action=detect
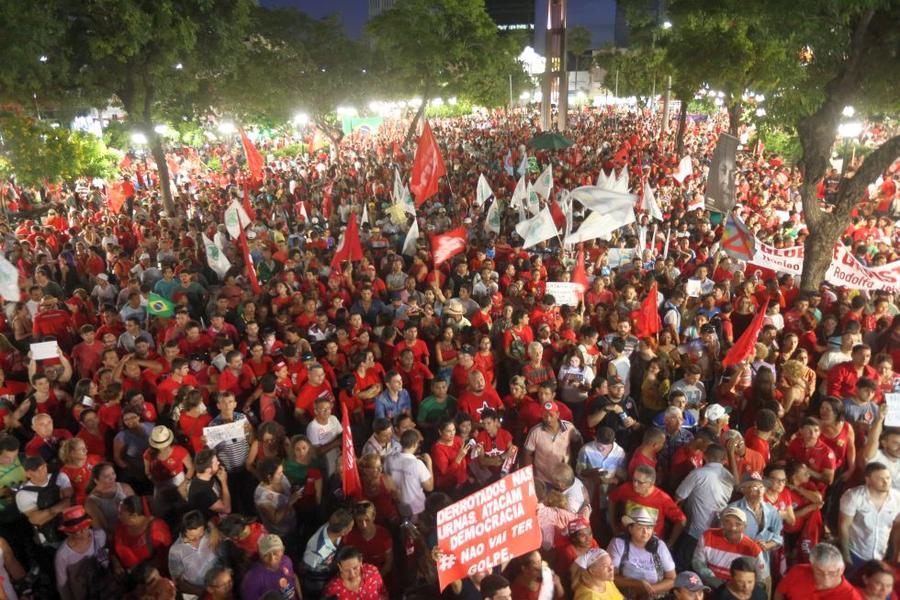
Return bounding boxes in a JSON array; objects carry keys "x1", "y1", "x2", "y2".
[
  {"x1": 148, "y1": 130, "x2": 176, "y2": 217},
  {"x1": 799, "y1": 218, "x2": 841, "y2": 292},
  {"x1": 675, "y1": 95, "x2": 688, "y2": 156},
  {"x1": 727, "y1": 101, "x2": 741, "y2": 136},
  {"x1": 404, "y1": 93, "x2": 429, "y2": 148}
]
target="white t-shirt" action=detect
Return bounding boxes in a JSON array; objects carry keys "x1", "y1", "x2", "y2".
[
  {"x1": 16, "y1": 472, "x2": 72, "y2": 514},
  {"x1": 869, "y1": 449, "x2": 900, "y2": 492},
  {"x1": 307, "y1": 415, "x2": 342, "y2": 477},
  {"x1": 608, "y1": 536, "x2": 675, "y2": 584},
  {"x1": 839, "y1": 485, "x2": 900, "y2": 560},
  {"x1": 385, "y1": 452, "x2": 431, "y2": 517}
]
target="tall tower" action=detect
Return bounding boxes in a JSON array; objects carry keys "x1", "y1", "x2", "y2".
[
  {"x1": 368, "y1": 0, "x2": 396, "y2": 18},
  {"x1": 541, "y1": 0, "x2": 567, "y2": 131}
]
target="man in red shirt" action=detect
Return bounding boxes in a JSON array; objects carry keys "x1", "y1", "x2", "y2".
[
  {"x1": 787, "y1": 417, "x2": 837, "y2": 492},
  {"x1": 178, "y1": 322, "x2": 215, "y2": 356},
  {"x1": 294, "y1": 363, "x2": 334, "y2": 424},
  {"x1": 395, "y1": 349, "x2": 433, "y2": 407},
  {"x1": 155, "y1": 358, "x2": 199, "y2": 413},
  {"x1": 473, "y1": 408, "x2": 516, "y2": 482},
  {"x1": 394, "y1": 325, "x2": 430, "y2": 366},
  {"x1": 827, "y1": 343, "x2": 877, "y2": 399},
  {"x1": 457, "y1": 370, "x2": 503, "y2": 423},
  {"x1": 627, "y1": 427, "x2": 665, "y2": 477},
  {"x1": 607, "y1": 464, "x2": 686, "y2": 547},
  {"x1": 774, "y1": 543, "x2": 863, "y2": 599},
  {"x1": 32, "y1": 296, "x2": 74, "y2": 349},
  {"x1": 217, "y1": 350, "x2": 257, "y2": 404},
  {"x1": 24, "y1": 413, "x2": 72, "y2": 467},
  {"x1": 70, "y1": 325, "x2": 105, "y2": 379}
]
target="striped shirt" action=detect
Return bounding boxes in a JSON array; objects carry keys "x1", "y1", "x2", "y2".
[
  {"x1": 692, "y1": 529, "x2": 767, "y2": 584},
  {"x1": 209, "y1": 412, "x2": 250, "y2": 471}
]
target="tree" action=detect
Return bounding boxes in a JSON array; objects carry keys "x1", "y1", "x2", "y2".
[
  {"x1": 0, "y1": 109, "x2": 118, "y2": 186},
  {"x1": 654, "y1": 0, "x2": 899, "y2": 290},
  {"x1": 5, "y1": 0, "x2": 255, "y2": 216},
  {"x1": 366, "y1": 0, "x2": 528, "y2": 144},
  {"x1": 568, "y1": 25, "x2": 592, "y2": 75},
  {"x1": 217, "y1": 8, "x2": 370, "y2": 146}
]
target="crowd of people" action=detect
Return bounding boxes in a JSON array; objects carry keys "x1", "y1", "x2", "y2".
[{"x1": 0, "y1": 104, "x2": 897, "y2": 600}]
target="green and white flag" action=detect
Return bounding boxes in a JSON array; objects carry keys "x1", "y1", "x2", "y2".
[
  {"x1": 515, "y1": 207, "x2": 558, "y2": 249},
  {"x1": 527, "y1": 156, "x2": 540, "y2": 174},
  {"x1": 484, "y1": 198, "x2": 502, "y2": 235},
  {"x1": 526, "y1": 183, "x2": 541, "y2": 216},
  {"x1": 532, "y1": 164, "x2": 553, "y2": 201},
  {"x1": 148, "y1": 293, "x2": 175, "y2": 318},
  {"x1": 203, "y1": 233, "x2": 231, "y2": 280},
  {"x1": 475, "y1": 174, "x2": 494, "y2": 207},
  {"x1": 402, "y1": 218, "x2": 419, "y2": 256},
  {"x1": 224, "y1": 200, "x2": 250, "y2": 239},
  {"x1": 0, "y1": 254, "x2": 20, "y2": 301}
]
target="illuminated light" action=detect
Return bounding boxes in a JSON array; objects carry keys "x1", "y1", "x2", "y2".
[
  {"x1": 408, "y1": 98, "x2": 422, "y2": 108},
  {"x1": 448, "y1": 97, "x2": 458, "y2": 105},
  {"x1": 755, "y1": 108, "x2": 766, "y2": 117},
  {"x1": 842, "y1": 106, "x2": 855, "y2": 117},
  {"x1": 153, "y1": 124, "x2": 169, "y2": 135},
  {"x1": 755, "y1": 94, "x2": 765, "y2": 102},
  {"x1": 838, "y1": 121, "x2": 863, "y2": 138},
  {"x1": 130, "y1": 132, "x2": 148, "y2": 145},
  {"x1": 520, "y1": 91, "x2": 531, "y2": 100},
  {"x1": 336, "y1": 106, "x2": 357, "y2": 117},
  {"x1": 292, "y1": 113, "x2": 309, "y2": 125},
  {"x1": 175, "y1": 63, "x2": 183, "y2": 70},
  {"x1": 662, "y1": 20, "x2": 672, "y2": 29},
  {"x1": 39, "y1": 55, "x2": 48, "y2": 63},
  {"x1": 218, "y1": 121, "x2": 236, "y2": 135},
  {"x1": 431, "y1": 97, "x2": 443, "y2": 106}
]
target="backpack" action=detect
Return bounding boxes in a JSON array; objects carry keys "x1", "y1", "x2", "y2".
[{"x1": 616, "y1": 533, "x2": 665, "y2": 582}]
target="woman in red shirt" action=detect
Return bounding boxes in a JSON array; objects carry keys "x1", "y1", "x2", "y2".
[
  {"x1": 322, "y1": 546, "x2": 388, "y2": 600},
  {"x1": 113, "y1": 495, "x2": 172, "y2": 572},
  {"x1": 59, "y1": 438, "x2": 101, "y2": 504},
  {"x1": 246, "y1": 342, "x2": 274, "y2": 379},
  {"x1": 142, "y1": 426, "x2": 193, "y2": 514},
  {"x1": 851, "y1": 560, "x2": 898, "y2": 600},
  {"x1": 177, "y1": 390, "x2": 212, "y2": 454},
  {"x1": 430, "y1": 419, "x2": 471, "y2": 492},
  {"x1": 474, "y1": 335, "x2": 496, "y2": 388},
  {"x1": 342, "y1": 501, "x2": 393, "y2": 574}
]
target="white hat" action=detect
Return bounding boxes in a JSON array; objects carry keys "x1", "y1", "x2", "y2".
[
  {"x1": 574, "y1": 548, "x2": 608, "y2": 570},
  {"x1": 705, "y1": 403, "x2": 728, "y2": 422}
]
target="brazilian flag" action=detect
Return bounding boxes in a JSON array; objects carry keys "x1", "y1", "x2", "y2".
[{"x1": 148, "y1": 293, "x2": 174, "y2": 317}]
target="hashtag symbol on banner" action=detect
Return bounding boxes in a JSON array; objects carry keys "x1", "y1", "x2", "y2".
[{"x1": 438, "y1": 552, "x2": 456, "y2": 571}]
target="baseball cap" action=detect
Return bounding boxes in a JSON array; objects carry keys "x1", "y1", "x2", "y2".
[
  {"x1": 719, "y1": 507, "x2": 747, "y2": 523},
  {"x1": 674, "y1": 571, "x2": 709, "y2": 592},
  {"x1": 541, "y1": 400, "x2": 560, "y2": 415},
  {"x1": 568, "y1": 518, "x2": 591, "y2": 535}
]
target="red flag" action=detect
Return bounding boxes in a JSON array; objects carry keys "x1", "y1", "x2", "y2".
[
  {"x1": 572, "y1": 249, "x2": 588, "y2": 297},
  {"x1": 322, "y1": 180, "x2": 334, "y2": 219},
  {"x1": 633, "y1": 281, "x2": 661, "y2": 338},
  {"x1": 238, "y1": 228, "x2": 261, "y2": 294},
  {"x1": 410, "y1": 120, "x2": 446, "y2": 206},
  {"x1": 341, "y1": 400, "x2": 362, "y2": 499},
  {"x1": 430, "y1": 227, "x2": 467, "y2": 267},
  {"x1": 118, "y1": 155, "x2": 132, "y2": 170},
  {"x1": 107, "y1": 182, "x2": 127, "y2": 214},
  {"x1": 331, "y1": 213, "x2": 364, "y2": 270},
  {"x1": 549, "y1": 198, "x2": 566, "y2": 229},
  {"x1": 239, "y1": 127, "x2": 265, "y2": 187},
  {"x1": 723, "y1": 299, "x2": 769, "y2": 366},
  {"x1": 613, "y1": 145, "x2": 629, "y2": 164},
  {"x1": 242, "y1": 182, "x2": 257, "y2": 222}
]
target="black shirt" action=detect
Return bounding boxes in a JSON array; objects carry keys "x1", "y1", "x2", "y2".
[{"x1": 187, "y1": 477, "x2": 221, "y2": 519}]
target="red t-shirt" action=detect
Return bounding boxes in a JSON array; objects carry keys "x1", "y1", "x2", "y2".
[
  {"x1": 627, "y1": 449, "x2": 658, "y2": 477},
  {"x1": 343, "y1": 526, "x2": 393, "y2": 571},
  {"x1": 787, "y1": 437, "x2": 836, "y2": 491},
  {"x1": 142, "y1": 445, "x2": 189, "y2": 484},
  {"x1": 457, "y1": 387, "x2": 503, "y2": 422},
  {"x1": 113, "y1": 519, "x2": 172, "y2": 569},
  {"x1": 431, "y1": 437, "x2": 469, "y2": 489},
  {"x1": 607, "y1": 482, "x2": 686, "y2": 537},
  {"x1": 775, "y1": 564, "x2": 863, "y2": 599},
  {"x1": 744, "y1": 427, "x2": 771, "y2": 463},
  {"x1": 295, "y1": 381, "x2": 335, "y2": 415}
]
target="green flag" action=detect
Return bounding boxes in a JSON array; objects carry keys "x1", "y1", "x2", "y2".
[
  {"x1": 527, "y1": 156, "x2": 539, "y2": 173},
  {"x1": 148, "y1": 293, "x2": 174, "y2": 317}
]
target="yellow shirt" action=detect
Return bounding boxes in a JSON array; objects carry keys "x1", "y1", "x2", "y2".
[{"x1": 573, "y1": 582, "x2": 625, "y2": 600}]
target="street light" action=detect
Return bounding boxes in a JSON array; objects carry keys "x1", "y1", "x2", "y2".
[
  {"x1": 448, "y1": 97, "x2": 458, "y2": 106},
  {"x1": 755, "y1": 108, "x2": 766, "y2": 117},
  {"x1": 431, "y1": 97, "x2": 443, "y2": 107},
  {"x1": 842, "y1": 105, "x2": 855, "y2": 117},
  {"x1": 292, "y1": 113, "x2": 309, "y2": 126},
  {"x1": 662, "y1": 20, "x2": 672, "y2": 29},
  {"x1": 837, "y1": 121, "x2": 863, "y2": 177},
  {"x1": 153, "y1": 124, "x2": 169, "y2": 135},
  {"x1": 130, "y1": 132, "x2": 147, "y2": 145},
  {"x1": 336, "y1": 106, "x2": 357, "y2": 117},
  {"x1": 175, "y1": 63, "x2": 183, "y2": 70},
  {"x1": 520, "y1": 91, "x2": 531, "y2": 101},
  {"x1": 218, "y1": 121, "x2": 236, "y2": 135},
  {"x1": 39, "y1": 55, "x2": 48, "y2": 63}
]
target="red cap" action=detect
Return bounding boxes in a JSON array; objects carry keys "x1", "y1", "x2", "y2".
[{"x1": 542, "y1": 400, "x2": 559, "y2": 414}]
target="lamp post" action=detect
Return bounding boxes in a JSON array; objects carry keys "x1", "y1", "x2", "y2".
[{"x1": 837, "y1": 120, "x2": 863, "y2": 178}]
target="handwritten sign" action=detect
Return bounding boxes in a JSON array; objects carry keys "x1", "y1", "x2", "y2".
[
  {"x1": 606, "y1": 248, "x2": 635, "y2": 268},
  {"x1": 885, "y1": 394, "x2": 900, "y2": 428},
  {"x1": 30, "y1": 341, "x2": 58, "y2": 361},
  {"x1": 203, "y1": 420, "x2": 246, "y2": 448},
  {"x1": 436, "y1": 466, "x2": 541, "y2": 590},
  {"x1": 545, "y1": 282, "x2": 582, "y2": 307}
]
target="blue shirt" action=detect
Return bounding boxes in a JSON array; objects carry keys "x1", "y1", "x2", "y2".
[
  {"x1": 373, "y1": 389, "x2": 412, "y2": 420},
  {"x1": 728, "y1": 497, "x2": 783, "y2": 569}
]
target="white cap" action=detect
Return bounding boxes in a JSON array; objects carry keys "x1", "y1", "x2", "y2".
[{"x1": 705, "y1": 403, "x2": 728, "y2": 422}]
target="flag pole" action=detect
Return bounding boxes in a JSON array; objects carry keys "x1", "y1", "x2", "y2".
[{"x1": 663, "y1": 225, "x2": 672, "y2": 259}]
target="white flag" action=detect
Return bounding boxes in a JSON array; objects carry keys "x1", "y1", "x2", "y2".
[
  {"x1": 0, "y1": 254, "x2": 20, "y2": 301},
  {"x1": 517, "y1": 152, "x2": 528, "y2": 177},
  {"x1": 361, "y1": 201, "x2": 369, "y2": 225},
  {"x1": 532, "y1": 164, "x2": 553, "y2": 201},
  {"x1": 299, "y1": 199, "x2": 309, "y2": 222},
  {"x1": 400, "y1": 185, "x2": 416, "y2": 216},
  {"x1": 596, "y1": 168, "x2": 610, "y2": 189},
  {"x1": 203, "y1": 233, "x2": 231, "y2": 280},
  {"x1": 511, "y1": 176, "x2": 528, "y2": 220},
  {"x1": 526, "y1": 183, "x2": 541, "y2": 216},
  {"x1": 564, "y1": 206, "x2": 636, "y2": 245},
  {"x1": 568, "y1": 186, "x2": 638, "y2": 213},
  {"x1": 224, "y1": 200, "x2": 250, "y2": 239},
  {"x1": 515, "y1": 207, "x2": 558, "y2": 249},
  {"x1": 476, "y1": 174, "x2": 494, "y2": 207},
  {"x1": 638, "y1": 226, "x2": 647, "y2": 253},
  {"x1": 644, "y1": 181, "x2": 663, "y2": 221},
  {"x1": 673, "y1": 155, "x2": 693, "y2": 184},
  {"x1": 562, "y1": 190, "x2": 574, "y2": 241},
  {"x1": 402, "y1": 219, "x2": 419, "y2": 256},
  {"x1": 392, "y1": 168, "x2": 404, "y2": 203},
  {"x1": 484, "y1": 198, "x2": 502, "y2": 235},
  {"x1": 612, "y1": 168, "x2": 630, "y2": 193}
]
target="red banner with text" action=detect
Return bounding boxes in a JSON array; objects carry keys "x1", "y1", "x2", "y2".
[{"x1": 436, "y1": 466, "x2": 541, "y2": 590}]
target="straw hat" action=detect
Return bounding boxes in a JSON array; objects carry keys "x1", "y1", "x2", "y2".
[{"x1": 149, "y1": 425, "x2": 174, "y2": 449}]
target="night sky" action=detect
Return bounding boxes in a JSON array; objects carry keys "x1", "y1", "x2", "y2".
[{"x1": 260, "y1": 0, "x2": 618, "y2": 48}]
